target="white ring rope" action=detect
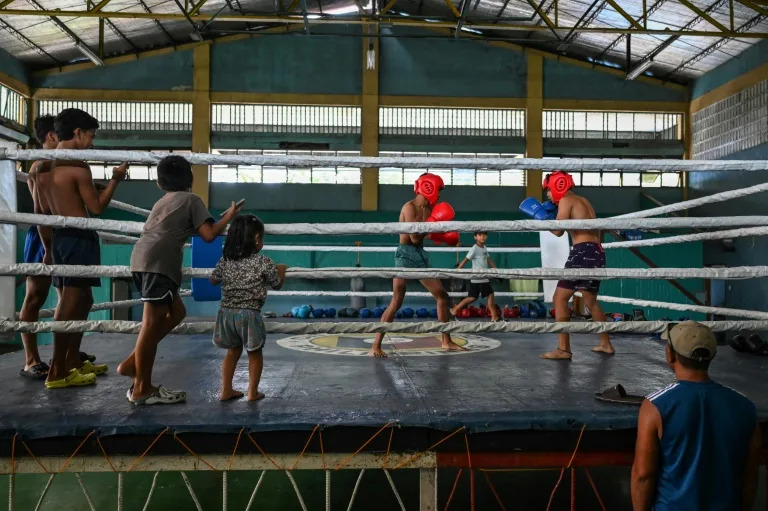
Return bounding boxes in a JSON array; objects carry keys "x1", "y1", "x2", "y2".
[
  {"x1": 15, "y1": 171, "x2": 152, "y2": 217},
  {"x1": 5, "y1": 263, "x2": 768, "y2": 280},
  {"x1": 261, "y1": 245, "x2": 543, "y2": 253},
  {"x1": 0, "y1": 319, "x2": 764, "y2": 335},
  {"x1": 601, "y1": 226, "x2": 768, "y2": 248},
  {"x1": 614, "y1": 181, "x2": 768, "y2": 219},
  {"x1": 3, "y1": 149, "x2": 768, "y2": 172},
  {"x1": 20, "y1": 291, "x2": 766, "y2": 321},
  {"x1": 7, "y1": 210, "x2": 768, "y2": 236}
]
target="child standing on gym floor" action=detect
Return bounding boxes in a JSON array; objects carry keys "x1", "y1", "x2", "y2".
[
  {"x1": 450, "y1": 231, "x2": 500, "y2": 321},
  {"x1": 210, "y1": 215, "x2": 287, "y2": 401}
]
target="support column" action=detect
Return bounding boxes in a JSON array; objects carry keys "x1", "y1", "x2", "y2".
[
  {"x1": 361, "y1": 29, "x2": 379, "y2": 211},
  {"x1": 419, "y1": 468, "x2": 437, "y2": 511},
  {"x1": 192, "y1": 44, "x2": 212, "y2": 206},
  {"x1": 682, "y1": 108, "x2": 692, "y2": 202},
  {"x1": 525, "y1": 53, "x2": 544, "y2": 199}
]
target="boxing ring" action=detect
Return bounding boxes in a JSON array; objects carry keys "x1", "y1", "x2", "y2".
[{"x1": 2, "y1": 149, "x2": 768, "y2": 510}]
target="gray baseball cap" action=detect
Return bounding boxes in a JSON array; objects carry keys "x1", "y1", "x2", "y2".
[{"x1": 662, "y1": 321, "x2": 717, "y2": 361}]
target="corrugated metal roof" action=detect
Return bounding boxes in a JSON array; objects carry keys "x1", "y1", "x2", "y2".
[{"x1": 0, "y1": 0, "x2": 765, "y2": 81}]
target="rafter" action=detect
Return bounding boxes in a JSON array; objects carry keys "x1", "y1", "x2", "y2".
[
  {"x1": 594, "y1": 0, "x2": 668, "y2": 60},
  {"x1": 89, "y1": 0, "x2": 112, "y2": 12},
  {"x1": 137, "y1": 0, "x2": 177, "y2": 44},
  {"x1": 0, "y1": 18, "x2": 60, "y2": 64},
  {"x1": 676, "y1": 0, "x2": 729, "y2": 32},
  {"x1": 735, "y1": 0, "x2": 768, "y2": 16},
  {"x1": 188, "y1": 0, "x2": 209, "y2": 16},
  {"x1": 524, "y1": 0, "x2": 561, "y2": 38},
  {"x1": 668, "y1": 13, "x2": 765, "y2": 77},
  {"x1": 603, "y1": 0, "x2": 644, "y2": 29}
]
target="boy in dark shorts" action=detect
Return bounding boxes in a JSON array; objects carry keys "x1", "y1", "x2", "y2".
[
  {"x1": 118, "y1": 155, "x2": 241, "y2": 405},
  {"x1": 369, "y1": 173, "x2": 465, "y2": 358},
  {"x1": 34, "y1": 108, "x2": 128, "y2": 388},
  {"x1": 450, "y1": 231, "x2": 500, "y2": 321},
  {"x1": 18, "y1": 115, "x2": 57, "y2": 379},
  {"x1": 522, "y1": 170, "x2": 613, "y2": 360}
]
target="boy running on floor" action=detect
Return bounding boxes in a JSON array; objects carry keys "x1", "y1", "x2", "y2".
[
  {"x1": 118, "y1": 155, "x2": 242, "y2": 405},
  {"x1": 450, "y1": 231, "x2": 500, "y2": 321},
  {"x1": 210, "y1": 215, "x2": 287, "y2": 401}
]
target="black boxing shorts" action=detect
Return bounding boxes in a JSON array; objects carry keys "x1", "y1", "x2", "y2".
[{"x1": 557, "y1": 242, "x2": 605, "y2": 295}]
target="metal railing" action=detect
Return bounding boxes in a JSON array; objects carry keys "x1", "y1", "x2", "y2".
[
  {"x1": 544, "y1": 111, "x2": 682, "y2": 140},
  {"x1": 379, "y1": 107, "x2": 525, "y2": 138},
  {"x1": 38, "y1": 100, "x2": 192, "y2": 132},
  {"x1": 0, "y1": 84, "x2": 27, "y2": 128},
  {"x1": 212, "y1": 104, "x2": 361, "y2": 134}
]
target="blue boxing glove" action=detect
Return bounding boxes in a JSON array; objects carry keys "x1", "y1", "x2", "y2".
[{"x1": 519, "y1": 198, "x2": 557, "y2": 220}]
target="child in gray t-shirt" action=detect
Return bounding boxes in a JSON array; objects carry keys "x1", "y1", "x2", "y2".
[
  {"x1": 119, "y1": 155, "x2": 242, "y2": 406},
  {"x1": 450, "y1": 231, "x2": 500, "y2": 321}
]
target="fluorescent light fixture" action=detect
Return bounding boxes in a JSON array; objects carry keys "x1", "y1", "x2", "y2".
[
  {"x1": 626, "y1": 59, "x2": 653, "y2": 81},
  {"x1": 306, "y1": 13, "x2": 322, "y2": 18},
  {"x1": 460, "y1": 26, "x2": 482, "y2": 34},
  {"x1": 326, "y1": 1, "x2": 371, "y2": 14},
  {"x1": 75, "y1": 42, "x2": 104, "y2": 66}
]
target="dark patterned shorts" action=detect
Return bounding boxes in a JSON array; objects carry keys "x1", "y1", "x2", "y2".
[{"x1": 557, "y1": 242, "x2": 605, "y2": 294}]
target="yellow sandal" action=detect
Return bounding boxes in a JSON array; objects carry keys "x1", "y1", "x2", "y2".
[
  {"x1": 46, "y1": 369, "x2": 96, "y2": 389},
  {"x1": 79, "y1": 360, "x2": 108, "y2": 376}
]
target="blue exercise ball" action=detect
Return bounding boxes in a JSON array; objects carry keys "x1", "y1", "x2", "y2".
[
  {"x1": 402, "y1": 307, "x2": 414, "y2": 318},
  {"x1": 325, "y1": 307, "x2": 337, "y2": 318},
  {"x1": 291, "y1": 306, "x2": 300, "y2": 317},
  {"x1": 416, "y1": 308, "x2": 429, "y2": 318},
  {"x1": 297, "y1": 305, "x2": 311, "y2": 319},
  {"x1": 373, "y1": 307, "x2": 384, "y2": 318},
  {"x1": 311, "y1": 308, "x2": 325, "y2": 318},
  {"x1": 429, "y1": 308, "x2": 438, "y2": 318},
  {"x1": 346, "y1": 308, "x2": 360, "y2": 318},
  {"x1": 360, "y1": 308, "x2": 372, "y2": 318},
  {"x1": 395, "y1": 310, "x2": 404, "y2": 319}
]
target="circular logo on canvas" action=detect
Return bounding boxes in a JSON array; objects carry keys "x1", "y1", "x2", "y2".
[{"x1": 276, "y1": 333, "x2": 500, "y2": 357}]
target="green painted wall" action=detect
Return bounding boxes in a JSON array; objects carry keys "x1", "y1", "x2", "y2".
[
  {"x1": 691, "y1": 40, "x2": 768, "y2": 99},
  {"x1": 0, "y1": 47, "x2": 28, "y2": 85},
  {"x1": 379, "y1": 28, "x2": 526, "y2": 98},
  {"x1": 543, "y1": 59, "x2": 688, "y2": 102},
  {"x1": 211, "y1": 29, "x2": 362, "y2": 94},
  {"x1": 33, "y1": 51, "x2": 194, "y2": 91}
]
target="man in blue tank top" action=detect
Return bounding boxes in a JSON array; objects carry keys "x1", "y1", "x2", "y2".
[{"x1": 631, "y1": 321, "x2": 761, "y2": 511}]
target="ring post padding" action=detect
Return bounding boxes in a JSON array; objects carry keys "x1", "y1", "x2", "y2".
[{"x1": 191, "y1": 236, "x2": 222, "y2": 301}]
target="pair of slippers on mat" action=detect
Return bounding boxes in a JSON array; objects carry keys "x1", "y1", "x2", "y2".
[
  {"x1": 20, "y1": 351, "x2": 97, "y2": 380},
  {"x1": 594, "y1": 384, "x2": 644, "y2": 406},
  {"x1": 729, "y1": 334, "x2": 768, "y2": 356}
]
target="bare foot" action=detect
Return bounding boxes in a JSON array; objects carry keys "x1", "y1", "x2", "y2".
[
  {"x1": 220, "y1": 389, "x2": 244, "y2": 401},
  {"x1": 369, "y1": 347, "x2": 388, "y2": 358},
  {"x1": 540, "y1": 347, "x2": 572, "y2": 360},
  {"x1": 117, "y1": 362, "x2": 135, "y2": 379},
  {"x1": 442, "y1": 340, "x2": 468, "y2": 352},
  {"x1": 248, "y1": 391, "x2": 265, "y2": 401},
  {"x1": 591, "y1": 345, "x2": 616, "y2": 355},
  {"x1": 490, "y1": 316, "x2": 500, "y2": 322}
]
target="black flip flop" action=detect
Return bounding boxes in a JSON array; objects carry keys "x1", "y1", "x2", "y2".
[
  {"x1": 20, "y1": 362, "x2": 49, "y2": 380},
  {"x1": 79, "y1": 351, "x2": 96, "y2": 363},
  {"x1": 594, "y1": 384, "x2": 644, "y2": 405}
]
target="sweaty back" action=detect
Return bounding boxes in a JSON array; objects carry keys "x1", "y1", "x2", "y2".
[
  {"x1": 35, "y1": 160, "x2": 91, "y2": 217},
  {"x1": 649, "y1": 380, "x2": 756, "y2": 511}
]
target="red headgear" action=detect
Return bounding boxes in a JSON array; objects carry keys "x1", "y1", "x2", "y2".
[
  {"x1": 414, "y1": 173, "x2": 444, "y2": 205},
  {"x1": 542, "y1": 171, "x2": 574, "y2": 204}
]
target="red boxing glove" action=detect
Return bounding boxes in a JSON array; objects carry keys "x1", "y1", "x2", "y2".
[
  {"x1": 429, "y1": 231, "x2": 459, "y2": 246},
  {"x1": 427, "y1": 202, "x2": 455, "y2": 223}
]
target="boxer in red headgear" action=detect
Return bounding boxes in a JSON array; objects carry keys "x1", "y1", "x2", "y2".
[
  {"x1": 540, "y1": 170, "x2": 614, "y2": 360},
  {"x1": 368, "y1": 173, "x2": 465, "y2": 358}
]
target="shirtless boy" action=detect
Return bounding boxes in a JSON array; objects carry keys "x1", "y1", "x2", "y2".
[
  {"x1": 521, "y1": 171, "x2": 614, "y2": 360},
  {"x1": 368, "y1": 173, "x2": 466, "y2": 358},
  {"x1": 35, "y1": 108, "x2": 128, "y2": 388}
]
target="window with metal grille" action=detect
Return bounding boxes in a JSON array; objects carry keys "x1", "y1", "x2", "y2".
[
  {"x1": 543, "y1": 111, "x2": 682, "y2": 140},
  {"x1": 543, "y1": 169, "x2": 681, "y2": 188},
  {"x1": 379, "y1": 151, "x2": 526, "y2": 187},
  {"x1": 692, "y1": 79, "x2": 768, "y2": 160},
  {"x1": 38, "y1": 100, "x2": 192, "y2": 132},
  {"x1": 210, "y1": 149, "x2": 361, "y2": 184},
  {"x1": 379, "y1": 107, "x2": 525, "y2": 137},
  {"x1": 87, "y1": 150, "x2": 191, "y2": 181},
  {"x1": 212, "y1": 104, "x2": 361, "y2": 134},
  {"x1": 0, "y1": 84, "x2": 27, "y2": 127}
]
